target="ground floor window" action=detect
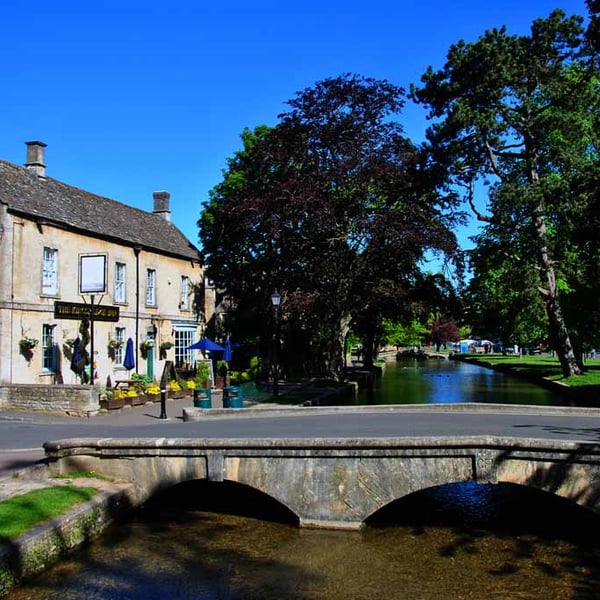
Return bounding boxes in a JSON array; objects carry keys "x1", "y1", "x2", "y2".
[
  {"x1": 42, "y1": 324, "x2": 56, "y2": 371},
  {"x1": 174, "y1": 325, "x2": 196, "y2": 368},
  {"x1": 114, "y1": 327, "x2": 126, "y2": 364}
]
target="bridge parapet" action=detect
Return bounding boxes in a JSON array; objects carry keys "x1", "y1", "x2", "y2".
[{"x1": 44, "y1": 437, "x2": 600, "y2": 530}]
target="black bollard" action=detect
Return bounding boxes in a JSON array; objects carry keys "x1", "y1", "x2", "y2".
[{"x1": 160, "y1": 389, "x2": 167, "y2": 419}]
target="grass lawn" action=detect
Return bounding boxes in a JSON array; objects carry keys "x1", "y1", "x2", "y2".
[
  {"x1": 464, "y1": 354, "x2": 600, "y2": 388},
  {"x1": 0, "y1": 485, "x2": 97, "y2": 542}
]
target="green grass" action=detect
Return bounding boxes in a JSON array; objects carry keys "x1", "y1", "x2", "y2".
[
  {"x1": 0, "y1": 485, "x2": 97, "y2": 542},
  {"x1": 53, "y1": 470, "x2": 114, "y2": 481},
  {"x1": 464, "y1": 354, "x2": 600, "y2": 387}
]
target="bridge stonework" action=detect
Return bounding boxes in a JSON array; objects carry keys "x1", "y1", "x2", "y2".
[{"x1": 43, "y1": 437, "x2": 600, "y2": 530}]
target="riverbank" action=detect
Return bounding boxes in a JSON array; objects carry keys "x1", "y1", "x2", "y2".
[{"x1": 452, "y1": 353, "x2": 600, "y2": 406}]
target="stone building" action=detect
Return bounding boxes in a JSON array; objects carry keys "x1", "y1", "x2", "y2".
[{"x1": 0, "y1": 141, "x2": 207, "y2": 404}]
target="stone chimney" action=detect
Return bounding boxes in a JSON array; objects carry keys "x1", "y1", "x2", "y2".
[
  {"x1": 25, "y1": 141, "x2": 47, "y2": 177},
  {"x1": 152, "y1": 191, "x2": 171, "y2": 221}
]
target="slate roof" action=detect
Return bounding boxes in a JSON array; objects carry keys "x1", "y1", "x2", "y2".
[{"x1": 0, "y1": 159, "x2": 201, "y2": 262}]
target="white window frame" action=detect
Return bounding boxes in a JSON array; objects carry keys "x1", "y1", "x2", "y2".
[
  {"x1": 146, "y1": 268, "x2": 156, "y2": 306},
  {"x1": 180, "y1": 276, "x2": 190, "y2": 311},
  {"x1": 42, "y1": 247, "x2": 58, "y2": 296},
  {"x1": 114, "y1": 327, "x2": 126, "y2": 364},
  {"x1": 174, "y1": 325, "x2": 195, "y2": 368},
  {"x1": 42, "y1": 324, "x2": 56, "y2": 371},
  {"x1": 114, "y1": 262, "x2": 126, "y2": 304}
]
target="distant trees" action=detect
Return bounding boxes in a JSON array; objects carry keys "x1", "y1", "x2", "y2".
[
  {"x1": 412, "y1": 9, "x2": 599, "y2": 376},
  {"x1": 199, "y1": 74, "x2": 461, "y2": 379}
]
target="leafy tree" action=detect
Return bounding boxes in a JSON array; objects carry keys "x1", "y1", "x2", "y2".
[
  {"x1": 412, "y1": 9, "x2": 599, "y2": 376},
  {"x1": 199, "y1": 74, "x2": 461, "y2": 379}
]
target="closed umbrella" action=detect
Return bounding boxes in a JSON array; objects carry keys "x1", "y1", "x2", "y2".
[
  {"x1": 123, "y1": 337, "x2": 135, "y2": 370},
  {"x1": 70, "y1": 337, "x2": 86, "y2": 376},
  {"x1": 223, "y1": 336, "x2": 232, "y2": 362},
  {"x1": 187, "y1": 338, "x2": 224, "y2": 352}
]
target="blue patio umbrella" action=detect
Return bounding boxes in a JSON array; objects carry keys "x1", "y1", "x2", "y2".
[
  {"x1": 187, "y1": 338, "x2": 224, "y2": 352},
  {"x1": 123, "y1": 337, "x2": 135, "y2": 370},
  {"x1": 223, "y1": 336, "x2": 232, "y2": 362}
]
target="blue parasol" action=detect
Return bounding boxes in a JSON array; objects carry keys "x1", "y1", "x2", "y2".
[
  {"x1": 187, "y1": 338, "x2": 224, "y2": 352},
  {"x1": 223, "y1": 336, "x2": 232, "y2": 362},
  {"x1": 123, "y1": 337, "x2": 135, "y2": 370}
]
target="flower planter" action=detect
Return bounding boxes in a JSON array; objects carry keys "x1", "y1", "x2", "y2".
[
  {"x1": 146, "y1": 393, "x2": 161, "y2": 403},
  {"x1": 127, "y1": 394, "x2": 147, "y2": 406},
  {"x1": 101, "y1": 397, "x2": 125, "y2": 410},
  {"x1": 168, "y1": 391, "x2": 186, "y2": 400}
]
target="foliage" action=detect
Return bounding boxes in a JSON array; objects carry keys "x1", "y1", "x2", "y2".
[
  {"x1": 412, "y1": 9, "x2": 599, "y2": 377},
  {"x1": 131, "y1": 372, "x2": 153, "y2": 387},
  {"x1": 199, "y1": 74, "x2": 462, "y2": 379},
  {"x1": 139, "y1": 340, "x2": 153, "y2": 359},
  {"x1": 18, "y1": 337, "x2": 38, "y2": 350},
  {"x1": 195, "y1": 361, "x2": 212, "y2": 385},
  {"x1": 159, "y1": 341, "x2": 173, "y2": 360},
  {"x1": 0, "y1": 486, "x2": 96, "y2": 541},
  {"x1": 382, "y1": 317, "x2": 428, "y2": 348}
]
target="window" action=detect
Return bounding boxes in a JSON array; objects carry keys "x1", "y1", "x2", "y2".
[
  {"x1": 115, "y1": 327, "x2": 126, "y2": 364},
  {"x1": 42, "y1": 247, "x2": 58, "y2": 295},
  {"x1": 180, "y1": 276, "x2": 190, "y2": 310},
  {"x1": 42, "y1": 324, "x2": 56, "y2": 371},
  {"x1": 174, "y1": 326, "x2": 195, "y2": 368},
  {"x1": 114, "y1": 262, "x2": 126, "y2": 304},
  {"x1": 146, "y1": 268, "x2": 156, "y2": 306}
]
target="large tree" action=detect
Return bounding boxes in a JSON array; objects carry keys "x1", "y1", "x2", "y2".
[
  {"x1": 412, "y1": 10, "x2": 599, "y2": 377},
  {"x1": 199, "y1": 74, "x2": 460, "y2": 378}
]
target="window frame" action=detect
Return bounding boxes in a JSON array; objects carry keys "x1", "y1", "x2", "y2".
[
  {"x1": 114, "y1": 262, "x2": 127, "y2": 304},
  {"x1": 180, "y1": 276, "x2": 190, "y2": 311},
  {"x1": 41, "y1": 247, "x2": 58, "y2": 296},
  {"x1": 146, "y1": 268, "x2": 156, "y2": 307},
  {"x1": 41, "y1": 324, "x2": 56, "y2": 371}
]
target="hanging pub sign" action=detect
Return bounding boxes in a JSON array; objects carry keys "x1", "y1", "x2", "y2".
[
  {"x1": 54, "y1": 301, "x2": 120, "y2": 322},
  {"x1": 79, "y1": 254, "x2": 107, "y2": 294}
]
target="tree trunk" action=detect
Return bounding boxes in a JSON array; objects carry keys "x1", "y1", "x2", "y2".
[{"x1": 534, "y1": 212, "x2": 581, "y2": 377}]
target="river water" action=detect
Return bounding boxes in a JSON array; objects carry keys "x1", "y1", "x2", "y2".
[
  {"x1": 9, "y1": 360, "x2": 600, "y2": 599},
  {"x1": 356, "y1": 357, "x2": 563, "y2": 406}
]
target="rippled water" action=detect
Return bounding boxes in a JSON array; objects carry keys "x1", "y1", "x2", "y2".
[{"x1": 10, "y1": 481, "x2": 600, "y2": 599}]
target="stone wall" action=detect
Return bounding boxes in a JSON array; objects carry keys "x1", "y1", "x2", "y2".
[{"x1": 0, "y1": 384, "x2": 99, "y2": 416}]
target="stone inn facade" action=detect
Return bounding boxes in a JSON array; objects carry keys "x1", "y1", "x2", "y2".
[{"x1": 0, "y1": 141, "x2": 211, "y2": 409}]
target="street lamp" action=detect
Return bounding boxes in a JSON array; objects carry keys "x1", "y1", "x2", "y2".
[{"x1": 271, "y1": 289, "x2": 281, "y2": 397}]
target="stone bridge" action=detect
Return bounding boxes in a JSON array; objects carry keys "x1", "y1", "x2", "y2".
[{"x1": 43, "y1": 436, "x2": 600, "y2": 530}]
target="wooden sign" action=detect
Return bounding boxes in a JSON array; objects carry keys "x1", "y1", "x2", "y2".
[{"x1": 54, "y1": 301, "x2": 120, "y2": 322}]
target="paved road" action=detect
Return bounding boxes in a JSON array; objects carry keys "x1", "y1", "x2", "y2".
[{"x1": 2, "y1": 399, "x2": 600, "y2": 476}]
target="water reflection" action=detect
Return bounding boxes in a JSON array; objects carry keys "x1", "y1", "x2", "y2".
[
  {"x1": 10, "y1": 481, "x2": 600, "y2": 599},
  {"x1": 357, "y1": 359, "x2": 562, "y2": 406}
]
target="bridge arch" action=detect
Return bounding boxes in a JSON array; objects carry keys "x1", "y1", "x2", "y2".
[{"x1": 44, "y1": 436, "x2": 600, "y2": 530}]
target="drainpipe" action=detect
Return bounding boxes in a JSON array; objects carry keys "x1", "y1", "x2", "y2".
[{"x1": 134, "y1": 246, "x2": 142, "y2": 373}]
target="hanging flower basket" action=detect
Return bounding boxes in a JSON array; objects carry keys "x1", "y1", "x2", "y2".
[
  {"x1": 159, "y1": 341, "x2": 173, "y2": 360},
  {"x1": 19, "y1": 337, "x2": 38, "y2": 351},
  {"x1": 140, "y1": 341, "x2": 154, "y2": 360},
  {"x1": 107, "y1": 339, "x2": 123, "y2": 361}
]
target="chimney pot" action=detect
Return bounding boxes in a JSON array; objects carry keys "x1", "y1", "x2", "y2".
[
  {"x1": 25, "y1": 141, "x2": 47, "y2": 177},
  {"x1": 153, "y1": 191, "x2": 171, "y2": 221}
]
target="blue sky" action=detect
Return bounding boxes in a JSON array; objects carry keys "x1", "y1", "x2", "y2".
[{"x1": 1, "y1": 0, "x2": 589, "y2": 253}]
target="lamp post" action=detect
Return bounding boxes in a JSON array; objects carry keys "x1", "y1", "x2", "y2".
[{"x1": 271, "y1": 289, "x2": 281, "y2": 398}]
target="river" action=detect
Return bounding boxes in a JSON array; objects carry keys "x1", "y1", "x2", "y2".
[
  {"x1": 356, "y1": 357, "x2": 563, "y2": 406},
  {"x1": 9, "y1": 359, "x2": 600, "y2": 599}
]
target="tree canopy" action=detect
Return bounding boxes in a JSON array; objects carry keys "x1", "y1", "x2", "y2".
[
  {"x1": 199, "y1": 74, "x2": 462, "y2": 378},
  {"x1": 412, "y1": 9, "x2": 599, "y2": 376}
]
